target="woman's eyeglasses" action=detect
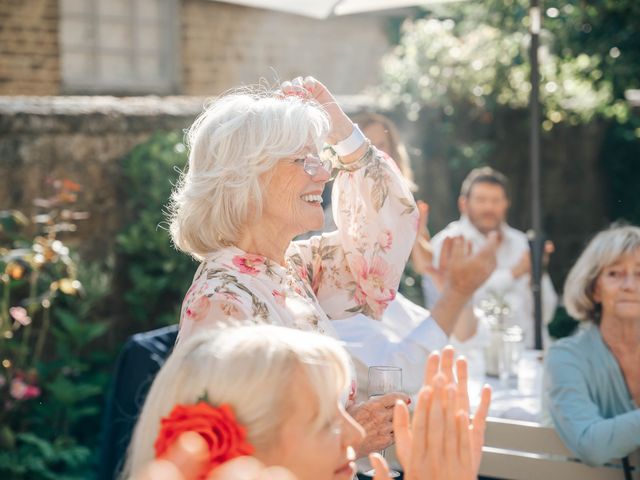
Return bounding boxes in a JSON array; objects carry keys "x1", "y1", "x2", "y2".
[{"x1": 295, "y1": 154, "x2": 334, "y2": 179}]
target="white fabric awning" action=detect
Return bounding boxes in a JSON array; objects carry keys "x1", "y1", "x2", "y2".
[{"x1": 212, "y1": 0, "x2": 466, "y2": 19}]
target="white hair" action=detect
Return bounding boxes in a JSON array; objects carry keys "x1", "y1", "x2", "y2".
[
  {"x1": 168, "y1": 88, "x2": 331, "y2": 259},
  {"x1": 563, "y1": 224, "x2": 640, "y2": 322},
  {"x1": 121, "y1": 325, "x2": 350, "y2": 479}
]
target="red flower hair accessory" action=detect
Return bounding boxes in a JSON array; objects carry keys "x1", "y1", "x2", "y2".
[{"x1": 154, "y1": 401, "x2": 254, "y2": 478}]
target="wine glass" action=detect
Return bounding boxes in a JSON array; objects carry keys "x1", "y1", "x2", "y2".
[{"x1": 365, "y1": 366, "x2": 402, "y2": 478}]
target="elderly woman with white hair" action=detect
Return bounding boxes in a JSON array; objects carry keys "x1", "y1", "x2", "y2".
[
  {"x1": 544, "y1": 224, "x2": 640, "y2": 466},
  {"x1": 169, "y1": 76, "x2": 494, "y2": 457},
  {"x1": 124, "y1": 325, "x2": 491, "y2": 480}
]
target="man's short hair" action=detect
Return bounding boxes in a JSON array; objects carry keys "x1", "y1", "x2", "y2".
[{"x1": 460, "y1": 166, "x2": 510, "y2": 199}]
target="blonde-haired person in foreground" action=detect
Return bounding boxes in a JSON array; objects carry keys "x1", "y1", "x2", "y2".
[
  {"x1": 125, "y1": 325, "x2": 491, "y2": 480},
  {"x1": 169, "y1": 75, "x2": 497, "y2": 457},
  {"x1": 544, "y1": 224, "x2": 640, "y2": 466}
]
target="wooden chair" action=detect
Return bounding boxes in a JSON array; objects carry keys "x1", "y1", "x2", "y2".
[{"x1": 479, "y1": 417, "x2": 640, "y2": 480}]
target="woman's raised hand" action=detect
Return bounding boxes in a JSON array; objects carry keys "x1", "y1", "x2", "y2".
[
  {"x1": 279, "y1": 76, "x2": 353, "y2": 145},
  {"x1": 422, "y1": 347, "x2": 491, "y2": 473},
  {"x1": 372, "y1": 347, "x2": 491, "y2": 480}
]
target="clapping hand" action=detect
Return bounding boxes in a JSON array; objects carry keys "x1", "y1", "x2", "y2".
[
  {"x1": 370, "y1": 347, "x2": 491, "y2": 480},
  {"x1": 439, "y1": 232, "x2": 499, "y2": 298}
]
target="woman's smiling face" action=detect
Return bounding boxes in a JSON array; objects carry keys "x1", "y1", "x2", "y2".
[{"x1": 260, "y1": 146, "x2": 331, "y2": 240}]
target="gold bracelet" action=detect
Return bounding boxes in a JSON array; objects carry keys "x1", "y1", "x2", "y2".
[{"x1": 333, "y1": 141, "x2": 375, "y2": 172}]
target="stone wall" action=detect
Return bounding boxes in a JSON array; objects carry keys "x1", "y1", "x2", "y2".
[
  {"x1": 180, "y1": 1, "x2": 392, "y2": 96},
  {"x1": 0, "y1": 0, "x2": 393, "y2": 97},
  {"x1": 0, "y1": 0, "x2": 60, "y2": 95},
  {"x1": 0, "y1": 96, "x2": 204, "y2": 257}
]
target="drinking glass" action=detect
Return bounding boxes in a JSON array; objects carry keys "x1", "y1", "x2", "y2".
[
  {"x1": 498, "y1": 325, "x2": 525, "y2": 386},
  {"x1": 365, "y1": 366, "x2": 402, "y2": 478}
]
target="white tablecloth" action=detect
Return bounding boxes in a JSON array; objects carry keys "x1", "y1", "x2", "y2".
[{"x1": 469, "y1": 349, "x2": 544, "y2": 422}]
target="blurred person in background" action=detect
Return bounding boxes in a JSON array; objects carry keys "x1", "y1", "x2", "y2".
[
  {"x1": 544, "y1": 224, "x2": 640, "y2": 466},
  {"x1": 419, "y1": 167, "x2": 557, "y2": 378}
]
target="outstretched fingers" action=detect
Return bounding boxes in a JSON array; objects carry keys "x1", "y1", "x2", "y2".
[
  {"x1": 472, "y1": 385, "x2": 492, "y2": 433},
  {"x1": 426, "y1": 377, "x2": 445, "y2": 472},
  {"x1": 411, "y1": 387, "x2": 431, "y2": 461},
  {"x1": 393, "y1": 400, "x2": 412, "y2": 468},
  {"x1": 470, "y1": 384, "x2": 492, "y2": 472},
  {"x1": 443, "y1": 385, "x2": 458, "y2": 479},
  {"x1": 440, "y1": 346, "x2": 455, "y2": 383},
  {"x1": 424, "y1": 350, "x2": 440, "y2": 386},
  {"x1": 455, "y1": 356, "x2": 471, "y2": 414}
]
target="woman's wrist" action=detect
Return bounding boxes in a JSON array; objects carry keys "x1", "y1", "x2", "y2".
[
  {"x1": 327, "y1": 113, "x2": 356, "y2": 144},
  {"x1": 330, "y1": 126, "x2": 368, "y2": 165},
  {"x1": 333, "y1": 142, "x2": 373, "y2": 170}
]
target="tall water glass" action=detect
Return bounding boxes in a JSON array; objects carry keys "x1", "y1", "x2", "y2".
[{"x1": 365, "y1": 366, "x2": 402, "y2": 478}]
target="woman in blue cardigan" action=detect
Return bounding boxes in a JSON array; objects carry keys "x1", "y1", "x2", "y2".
[{"x1": 544, "y1": 224, "x2": 640, "y2": 465}]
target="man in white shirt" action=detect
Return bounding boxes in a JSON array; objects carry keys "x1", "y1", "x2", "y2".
[{"x1": 422, "y1": 167, "x2": 557, "y2": 350}]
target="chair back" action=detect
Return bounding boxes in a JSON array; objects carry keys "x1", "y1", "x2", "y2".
[
  {"x1": 480, "y1": 417, "x2": 640, "y2": 480},
  {"x1": 97, "y1": 324, "x2": 179, "y2": 480}
]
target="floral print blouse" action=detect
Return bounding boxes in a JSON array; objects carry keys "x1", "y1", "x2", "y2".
[{"x1": 178, "y1": 148, "x2": 419, "y2": 344}]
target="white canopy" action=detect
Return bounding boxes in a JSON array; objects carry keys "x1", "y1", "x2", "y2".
[{"x1": 212, "y1": 0, "x2": 465, "y2": 19}]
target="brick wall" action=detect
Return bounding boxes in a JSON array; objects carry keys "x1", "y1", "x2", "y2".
[
  {"x1": 0, "y1": 0, "x2": 393, "y2": 97},
  {"x1": 0, "y1": 96, "x2": 204, "y2": 257},
  {"x1": 181, "y1": 0, "x2": 392, "y2": 96},
  {"x1": 0, "y1": 0, "x2": 60, "y2": 95}
]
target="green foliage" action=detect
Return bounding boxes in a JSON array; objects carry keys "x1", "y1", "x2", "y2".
[
  {"x1": 0, "y1": 433, "x2": 91, "y2": 480},
  {"x1": 0, "y1": 180, "x2": 111, "y2": 479},
  {"x1": 116, "y1": 131, "x2": 197, "y2": 327},
  {"x1": 378, "y1": 0, "x2": 640, "y2": 230},
  {"x1": 377, "y1": 11, "x2": 619, "y2": 126},
  {"x1": 601, "y1": 116, "x2": 640, "y2": 225}
]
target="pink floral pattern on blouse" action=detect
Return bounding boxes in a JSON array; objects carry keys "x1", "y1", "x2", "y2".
[
  {"x1": 231, "y1": 254, "x2": 265, "y2": 275},
  {"x1": 178, "y1": 148, "x2": 418, "y2": 343}
]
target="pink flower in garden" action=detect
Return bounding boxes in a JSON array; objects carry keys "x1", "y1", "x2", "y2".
[
  {"x1": 352, "y1": 255, "x2": 397, "y2": 318},
  {"x1": 10, "y1": 378, "x2": 41, "y2": 400},
  {"x1": 378, "y1": 230, "x2": 393, "y2": 252},
  {"x1": 232, "y1": 254, "x2": 265, "y2": 276},
  {"x1": 185, "y1": 295, "x2": 212, "y2": 322},
  {"x1": 9, "y1": 306, "x2": 31, "y2": 326},
  {"x1": 271, "y1": 289, "x2": 286, "y2": 307}
]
